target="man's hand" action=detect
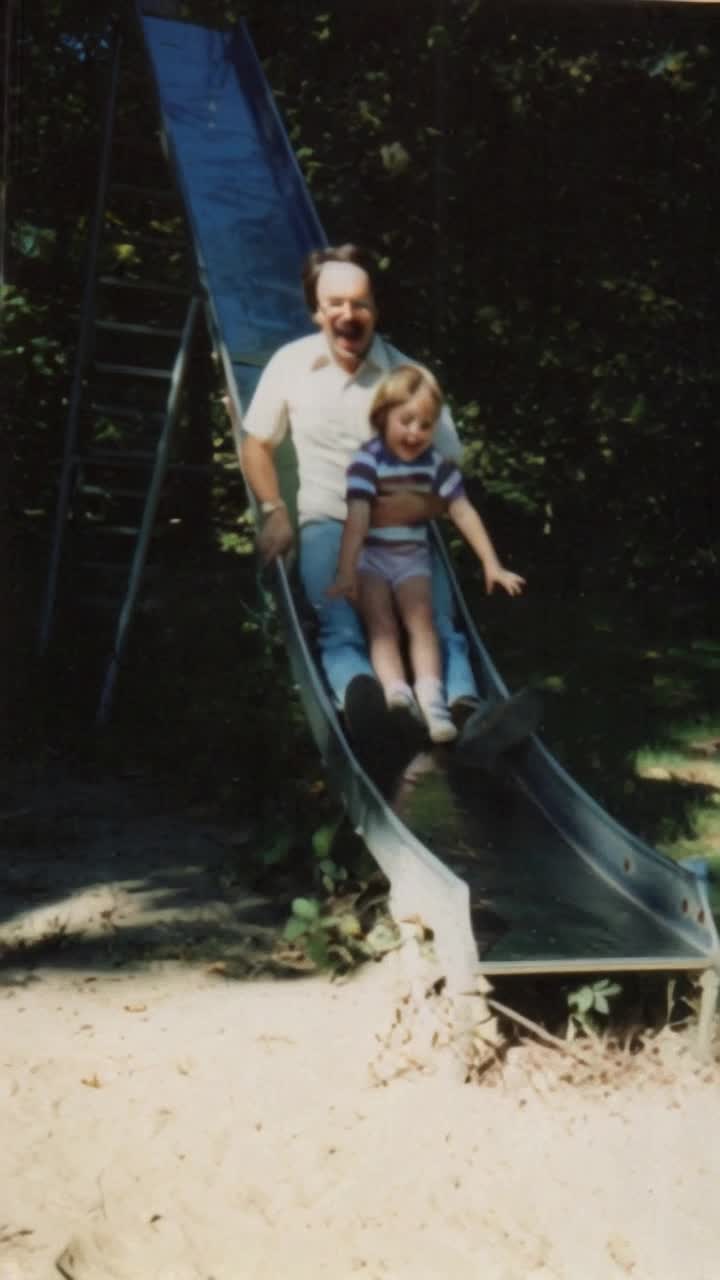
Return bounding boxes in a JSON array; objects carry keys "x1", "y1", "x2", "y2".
[
  {"x1": 327, "y1": 571, "x2": 358, "y2": 602},
  {"x1": 371, "y1": 492, "x2": 446, "y2": 527},
  {"x1": 258, "y1": 505, "x2": 294, "y2": 563}
]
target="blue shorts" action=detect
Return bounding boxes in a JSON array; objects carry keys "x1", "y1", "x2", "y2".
[{"x1": 357, "y1": 541, "x2": 432, "y2": 589}]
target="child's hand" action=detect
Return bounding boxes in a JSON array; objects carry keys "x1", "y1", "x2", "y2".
[
  {"x1": 485, "y1": 566, "x2": 526, "y2": 597},
  {"x1": 327, "y1": 573, "x2": 358, "y2": 602}
]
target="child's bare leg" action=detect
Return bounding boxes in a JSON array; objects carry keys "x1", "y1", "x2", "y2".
[
  {"x1": 393, "y1": 575, "x2": 442, "y2": 680},
  {"x1": 395, "y1": 576, "x2": 457, "y2": 743},
  {"x1": 356, "y1": 573, "x2": 408, "y2": 699}
]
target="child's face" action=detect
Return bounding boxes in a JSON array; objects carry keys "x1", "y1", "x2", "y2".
[{"x1": 383, "y1": 388, "x2": 437, "y2": 463}]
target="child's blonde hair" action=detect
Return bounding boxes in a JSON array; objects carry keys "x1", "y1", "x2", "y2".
[{"x1": 369, "y1": 364, "x2": 443, "y2": 438}]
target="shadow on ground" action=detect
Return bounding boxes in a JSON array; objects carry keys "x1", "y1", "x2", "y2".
[{"x1": 0, "y1": 766, "x2": 304, "y2": 980}]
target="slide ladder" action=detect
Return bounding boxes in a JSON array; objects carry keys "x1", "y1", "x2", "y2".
[{"x1": 38, "y1": 24, "x2": 205, "y2": 723}]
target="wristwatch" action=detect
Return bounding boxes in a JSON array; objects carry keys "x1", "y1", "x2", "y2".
[{"x1": 260, "y1": 498, "x2": 286, "y2": 518}]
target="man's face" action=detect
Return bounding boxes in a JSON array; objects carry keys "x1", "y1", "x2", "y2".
[{"x1": 313, "y1": 262, "x2": 377, "y2": 372}]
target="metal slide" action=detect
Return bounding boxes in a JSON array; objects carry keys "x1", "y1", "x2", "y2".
[{"x1": 138, "y1": 12, "x2": 719, "y2": 991}]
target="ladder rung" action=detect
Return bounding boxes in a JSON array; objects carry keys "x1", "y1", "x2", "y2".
[
  {"x1": 81, "y1": 561, "x2": 130, "y2": 575},
  {"x1": 77, "y1": 484, "x2": 147, "y2": 499},
  {"x1": 74, "y1": 450, "x2": 157, "y2": 466},
  {"x1": 74, "y1": 452, "x2": 210, "y2": 473},
  {"x1": 98, "y1": 276, "x2": 189, "y2": 296},
  {"x1": 110, "y1": 182, "x2": 177, "y2": 202},
  {"x1": 86, "y1": 524, "x2": 145, "y2": 537},
  {"x1": 90, "y1": 401, "x2": 165, "y2": 422},
  {"x1": 83, "y1": 560, "x2": 160, "y2": 573},
  {"x1": 85, "y1": 524, "x2": 140, "y2": 535},
  {"x1": 95, "y1": 320, "x2": 183, "y2": 338},
  {"x1": 112, "y1": 134, "x2": 163, "y2": 154},
  {"x1": 114, "y1": 231, "x2": 186, "y2": 250},
  {"x1": 77, "y1": 595, "x2": 161, "y2": 614},
  {"x1": 94, "y1": 362, "x2": 172, "y2": 380},
  {"x1": 76, "y1": 595, "x2": 123, "y2": 613}
]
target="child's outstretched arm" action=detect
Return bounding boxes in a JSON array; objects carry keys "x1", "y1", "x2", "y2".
[
  {"x1": 327, "y1": 499, "x2": 371, "y2": 601},
  {"x1": 447, "y1": 496, "x2": 526, "y2": 596}
]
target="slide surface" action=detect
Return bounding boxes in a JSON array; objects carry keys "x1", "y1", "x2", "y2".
[{"x1": 139, "y1": 12, "x2": 719, "y2": 978}]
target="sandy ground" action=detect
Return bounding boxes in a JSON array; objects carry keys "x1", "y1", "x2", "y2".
[{"x1": 1, "y1": 770, "x2": 719, "y2": 1280}]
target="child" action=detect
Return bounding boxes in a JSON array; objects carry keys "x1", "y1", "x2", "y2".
[{"x1": 328, "y1": 364, "x2": 525, "y2": 743}]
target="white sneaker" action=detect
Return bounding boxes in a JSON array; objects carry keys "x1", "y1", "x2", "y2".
[
  {"x1": 423, "y1": 705, "x2": 458, "y2": 744},
  {"x1": 386, "y1": 682, "x2": 420, "y2": 715},
  {"x1": 415, "y1": 683, "x2": 458, "y2": 744}
]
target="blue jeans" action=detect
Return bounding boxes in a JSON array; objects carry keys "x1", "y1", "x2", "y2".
[{"x1": 299, "y1": 519, "x2": 478, "y2": 709}]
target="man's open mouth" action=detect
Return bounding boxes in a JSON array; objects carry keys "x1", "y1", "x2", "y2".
[{"x1": 334, "y1": 321, "x2": 364, "y2": 343}]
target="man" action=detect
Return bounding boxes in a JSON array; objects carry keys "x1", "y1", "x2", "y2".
[{"x1": 239, "y1": 243, "x2": 539, "y2": 771}]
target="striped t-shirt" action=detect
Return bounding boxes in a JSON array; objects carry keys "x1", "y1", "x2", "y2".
[{"x1": 346, "y1": 436, "x2": 465, "y2": 547}]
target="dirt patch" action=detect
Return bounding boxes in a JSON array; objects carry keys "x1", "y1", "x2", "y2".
[{"x1": 1, "y1": 766, "x2": 719, "y2": 1280}]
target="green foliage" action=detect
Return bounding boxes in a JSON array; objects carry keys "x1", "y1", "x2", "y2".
[
  {"x1": 10, "y1": 0, "x2": 719, "y2": 603},
  {"x1": 282, "y1": 889, "x2": 400, "y2": 974},
  {"x1": 11, "y1": 221, "x2": 58, "y2": 261},
  {"x1": 1, "y1": 284, "x2": 66, "y2": 378},
  {"x1": 7, "y1": 0, "x2": 719, "y2": 816},
  {"x1": 312, "y1": 815, "x2": 350, "y2": 893},
  {"x1": 567, "y1": 978, "x2": 623, "y2": 1039},
  {"x1": 257, "y1": 825, "x2": 294, "y2": 869},
  {"x1": 260, "y1": 809, "x2": 396, "y2": 976}
]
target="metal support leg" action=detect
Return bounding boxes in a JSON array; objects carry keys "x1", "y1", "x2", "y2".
[{"x1": 696, "y1": 968, "x2": 719, "y2": 1062}]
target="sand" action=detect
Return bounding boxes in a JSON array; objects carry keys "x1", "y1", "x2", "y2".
[{"x1": 1, "y1": 771, "x2": 719, "y2": 1280}]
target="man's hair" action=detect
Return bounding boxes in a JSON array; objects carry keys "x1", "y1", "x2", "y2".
[
  {"x1": 369, "y1": 364, "x2": 443, "y2": 438},
  {"x1": 301, "y1": 243, "x2": 377, "y2": 311}
]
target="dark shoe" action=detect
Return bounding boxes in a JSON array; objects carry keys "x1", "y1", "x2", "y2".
[
  {"x1": 344, "y1": 674, "x2": 426, "y2": 787},
  {"x1": 455, "y1": 687, "x2": 542, "y2": 768},
  {"x1": 343, "y1": 674, "x2": 389, "y2": 754},
  {"x1": 449, "y1": 695, "x2": 483, "y2": 733},
  {"x1": 387, "y1": 703, "x2": 428, "y2": 760}
]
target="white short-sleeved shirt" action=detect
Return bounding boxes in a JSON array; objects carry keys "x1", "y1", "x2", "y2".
[{"x1": 242, "y1": 331, "x2": 462, "y2": 525}]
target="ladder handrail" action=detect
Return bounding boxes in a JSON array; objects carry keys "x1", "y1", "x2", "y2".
[
  {"x1": 37, "y1": 28, "x2": 123, "y2": 656},
  {"x1": 96, "y1": 294, "x2": 200, "y2": 724},
  {"x1": 1, "y1": 0, "x2": 15, "y2": 289}
]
